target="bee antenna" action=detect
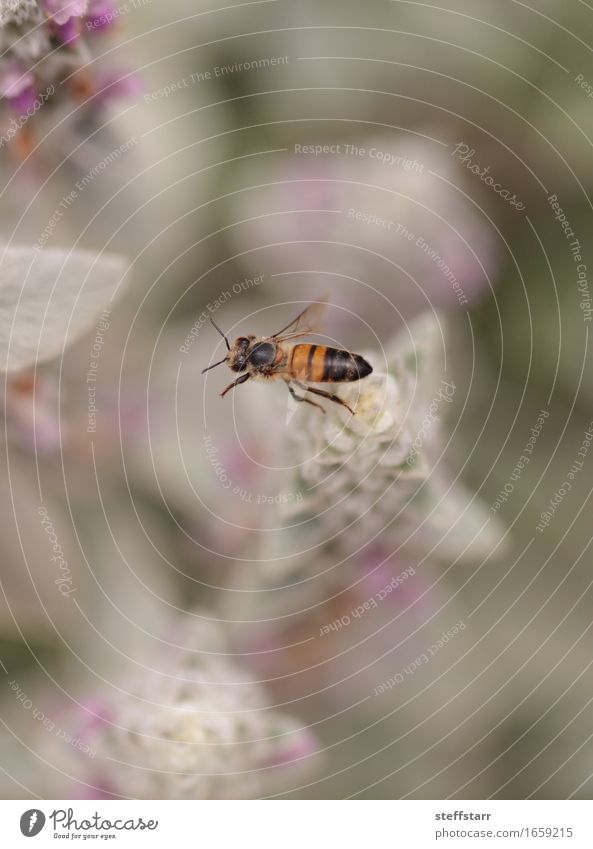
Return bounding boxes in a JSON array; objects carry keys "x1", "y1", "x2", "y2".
[
  {"x1": 201, "y1": 356, "x2": 228, "y2": 374},
  {"x1": 210, "y1": 317, "x2": 230, "y2": 351}
]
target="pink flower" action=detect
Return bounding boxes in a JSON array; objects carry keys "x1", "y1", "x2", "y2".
[
  {"x1": 86, "y1": 0, "x2": 117, "y2": 31},
  {"x1": 50, "y1": 15, "x2": 81, "y2": 43},
  {"x1": 72, "y1": 698, "x2": 113, "y2": 740},
  {"x1": 0, "y1": 1, "x2": 141, "y2": 155},
  {"x1": 43, "y1": 0, "x2": 88, "y2": 25},
  {"x1": 94, "y1": 68, "x2": 143, "y2": 104},
  {"x1": 7, "y1": 85, "x2": 38, "y2": 113},
  {"x1": 261, "y1": 727, "x2": 318, "y2": 769},
  {"x1": 0, "y1": 61, "x2": 35, "y2": 100},
  {"x1": 0, "y1": 61, "x2": 38, "y2": 116}
]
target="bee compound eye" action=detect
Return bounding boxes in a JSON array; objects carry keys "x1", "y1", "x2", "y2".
[{"x1": 249, "y1": 342, "x2": 276, "y2": 366}]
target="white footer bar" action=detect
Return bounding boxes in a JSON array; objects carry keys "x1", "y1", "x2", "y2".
[{"x1": 1, "y1": 800, "x2": 592, "y2": 847}]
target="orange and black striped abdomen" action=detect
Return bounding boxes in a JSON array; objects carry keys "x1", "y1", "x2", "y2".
[{"x1": 289, "y1": 344, "x2": 372, "y2": 383}]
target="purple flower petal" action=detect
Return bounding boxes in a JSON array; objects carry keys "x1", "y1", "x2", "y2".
[
  {"x1": 0, "y1": 62, "x2": 35, "y2": 99},
  {"x1": 94, "y1": 69, "x2": 143, "y2": 104},
  {"x1": 86, "y1": 0, "x2": 117, "y2": 31},
  {"x1": 51, "y1": 16, "x2": 80, "y2": 44},
  {"x1": 44, "y1": 0, "x2": 88, "y2": 26},
  {"x1": 8, "y1": 86, "x2": 38, "y2": 114}
]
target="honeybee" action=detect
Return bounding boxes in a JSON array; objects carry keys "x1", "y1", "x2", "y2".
[{"x1": 201, "y1": 301, "x2": 372, "y2": 414}]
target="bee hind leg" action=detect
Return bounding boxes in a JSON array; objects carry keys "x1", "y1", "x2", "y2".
[
  {"x1": 295, "y1": 382, "x2": 355, "y2": 415},
  {"x1": 286, "y1": 380, "x2": 325, "y2": 414}
]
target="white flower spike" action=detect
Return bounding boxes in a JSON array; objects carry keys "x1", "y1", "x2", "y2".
[{"x1": 89, "y1": 616, "x2": 317, "y2": 800}]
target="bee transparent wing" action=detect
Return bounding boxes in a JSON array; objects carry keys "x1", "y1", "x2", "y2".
[{"x1": 272, "y1": 299, "x2": 328, "y2": 341}]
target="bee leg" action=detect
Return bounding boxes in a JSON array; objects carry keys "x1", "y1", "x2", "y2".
[
  {"x1": 286, "y1": 380, "x2": 325, "y2": 414},
  {"x1": 297, "y1": 383, "x2": 355, "y2": 415},
  {"x1": 220, "y1": 373, "x2": 250, "y2": 397}
]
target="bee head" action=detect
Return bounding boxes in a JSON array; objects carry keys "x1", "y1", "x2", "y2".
[
  {"x1": 202, "y1": 319, "x2": 249, "y2": 375},
  {"x1": 229, "y1": 336, "x2": 251, "y2": 372}
]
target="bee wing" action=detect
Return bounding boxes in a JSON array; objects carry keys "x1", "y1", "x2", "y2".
[{"x1": 272, "y1": 299, "x2": 328, "y2": 340}]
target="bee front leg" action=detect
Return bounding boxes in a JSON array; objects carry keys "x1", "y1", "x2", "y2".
[
  {"x1": 220, "y1": 373, "x2": 250, "y2": 397},
  {"x1": 285, "y1": 380, "x2": 325, "y2": 414}
]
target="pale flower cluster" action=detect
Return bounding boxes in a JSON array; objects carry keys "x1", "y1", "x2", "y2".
[
  {"x1": 283, "y1": 315, "x2": 441, "y2": 527},
  {"x1": 90, "y1": 617, "x2": 316, "y2": 799},
  {"x1": 272, "y1": 313, "x2": 506, "y2": 569}
]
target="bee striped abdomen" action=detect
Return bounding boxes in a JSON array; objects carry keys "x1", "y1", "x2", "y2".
[{"x1": 289, "y1": 344, "x2": 372, "y2": 383}]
